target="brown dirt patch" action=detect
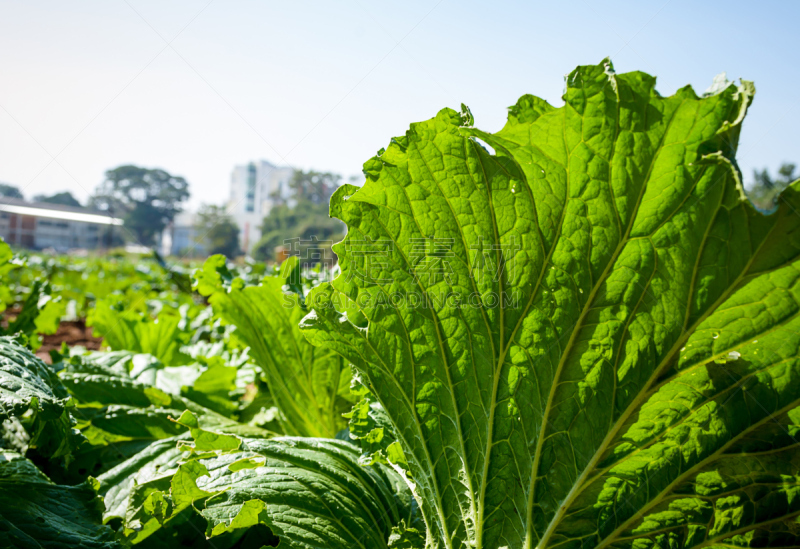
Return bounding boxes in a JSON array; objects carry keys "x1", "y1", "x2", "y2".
[
  {"x1": 3, "y1": 308, "x2": 103, "y2": 364},
  {"x1": 36, "y1": 320, "x2": 103, "y2": 363}
]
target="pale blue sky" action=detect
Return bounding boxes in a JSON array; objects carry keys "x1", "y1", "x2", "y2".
[{"x1": 0, "y1": 0, "x2": 797, "y2": 208}]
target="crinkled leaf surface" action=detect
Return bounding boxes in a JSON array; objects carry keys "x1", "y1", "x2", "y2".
[
  {"x1": 101, "y1": 426, "x2": 415, "y2": 549},
  {"x1": 60, "y1": 357, "x2": 174, "y2": 409},
  {"x1": 0, "y1": 336, "x2": 80, "y2": 458},
  {"x1": 1, "y1": 416, "x2": 29, "y2": 454},
  {"x1": 0, "y1": 336, "x2": 70, "y2": 421},
  {"x1": 60, "y1": 349, "x2": 239, "y2": 417},
  {"x1": 195, "y1": 438, "x2": 414, "y2": 548},
  {"x1": 98, "y1": 436, "x2": 186, "y2": 524},
  {"x1": 346, "y1": 390, "x2": 408, "y2": 468},
  {"x1": 58, "y1": 351, "x2": 271, "y2": 485},
  {"x1": 0, "y1": 450, "x2": 119, "y2": 548},
  {"x1": 142, "y1": 434, "x2": 414, "y2": 549},
  {"x1": 194, "y1": 255, "x2": 354, "y2": 437},
  {"x1": 302, "y1": 61, "x2": 800, "y2": 549}
]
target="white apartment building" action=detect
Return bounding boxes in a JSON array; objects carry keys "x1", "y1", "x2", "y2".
[
  {"x1": 0, "y1": 198, "x2": 122, "y2": 251},
  {"x1": 227, "y1": 160, "x2": 294, "y2": 253},
  {"x1": 160, "y1": 212, "x2": 206, "y2": 257}
]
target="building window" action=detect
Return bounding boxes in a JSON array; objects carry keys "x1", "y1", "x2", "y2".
[
  {"x1": 246, "y1": 163, "x2": 256, "y2": 213},
  {"x1": 36, "y1": 220, "x2": 69, "y2": 229}
]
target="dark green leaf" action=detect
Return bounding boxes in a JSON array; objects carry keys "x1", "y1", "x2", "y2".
[
  {"x1": 0, "y1": 336, "x2": 80, "y2": 458},
  {"x1": 0, "y1": 450, "x2": 120, "y2": 548}
]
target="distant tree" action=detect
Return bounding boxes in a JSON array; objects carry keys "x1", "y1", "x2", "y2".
[
  {"x1": 0, "y1": 183, "x2": 23, "y2": 200},
  {"x1": 195, "y1": 205, "x2": 241, "y2": 259},
  {"x1": 33, "y1": 191, "x2": 81, "y2": 208},
  {"x1": 778, "y1": 163, "x2": 797, "y2": 183},
  {"x1": 254, "y1": 189, "x2": 344, "y2": 265},
  {"x1": 287, "y1": 170, "x2": 341, "y2": 205},
  {"x1": 753, "y1": 169, "x2": 773, "y2": 191},
  {"x1": 748, "y1": 162, "x2": 798, "y2": 210},
  {"x1": 255, "y1": 169, "x2": 344, "y2": 264},
  {"x1": 90, "y1": 165, "x2": 190, "y2": 246}
]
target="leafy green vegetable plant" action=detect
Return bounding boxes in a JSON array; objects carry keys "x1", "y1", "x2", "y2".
[
  {"x1": 0, "y1": 241, "x2": 65, "y2": 347},
  {"x1": 123, "y1": 412, "x2": 415, "y2": 549},
  {"x1": 0, "y1": 336, "x2": 118, "y2": 548},
  {"x1": 88, "y1": 296, "x2": 192, "y2": 366},
  {"x1": 2, "y1": 60, "x2": 800, "y2": 549},
  {"x1": 302, "y1": 60, "x2": 800, "y2": 549},
  {"x1": 0, "y1": 336, "x2": 81, "y2": 460},
  {"x1": 194, "y1": 255, "x2": 354, "y2": 438}
]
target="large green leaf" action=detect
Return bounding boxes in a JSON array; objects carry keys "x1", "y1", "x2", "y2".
[
  {"x1": 94, "y1": 399, "x2": 416, "y2": 549},
  {"x1": 97, "y1": 435, "x2": 187, "y2": 525},
  {"x1": 193, "y1": 438, "x2": 414, "y2": 548},
  {"x1": 59, "y1": 350, "x2": 240, "y2": 417},
  {"x1": 0, "y1": 336, "x2": 80, "y2": 459},
  {"x1": 104, "y1": 413, "x2": 416, "y2": 549},
  {"x1": 194, "y1": 255, "x2": 354, "y2": 438},
  {"x1": 1, "y1": 336, "x2": 70, "y2": 421},
  {"x1": 56, "y1": 350, "x2": 272, "y2": 484},
  {"x1": 302, "y1": 60, "x2": 800, "y2": 549},
  {"x1": 0, "y1": 450, "x2": 120, "y2": 548}
]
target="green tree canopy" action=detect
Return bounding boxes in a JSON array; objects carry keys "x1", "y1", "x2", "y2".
[
  {"x1": 285, "y1": 170, "x2": 341, "y2": 205},
  {"x1": 195, "y1": 205, "x2": 241, "y2": 259},
  {"x1": 90, "y1": 165, "x2": 190, "y2": 246},
  {"x1": 254, "y1": 172, "x2": 345, "y2": 264},
  {"x1": 0, "y1": 183, "x2": 23, "y2": 200},
  {"x1": 33, "y1": 191, "x2": 81, "y2": 208},
  {"x1": 748, "y1": 162, "x2": 798, "y2": 209}
]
